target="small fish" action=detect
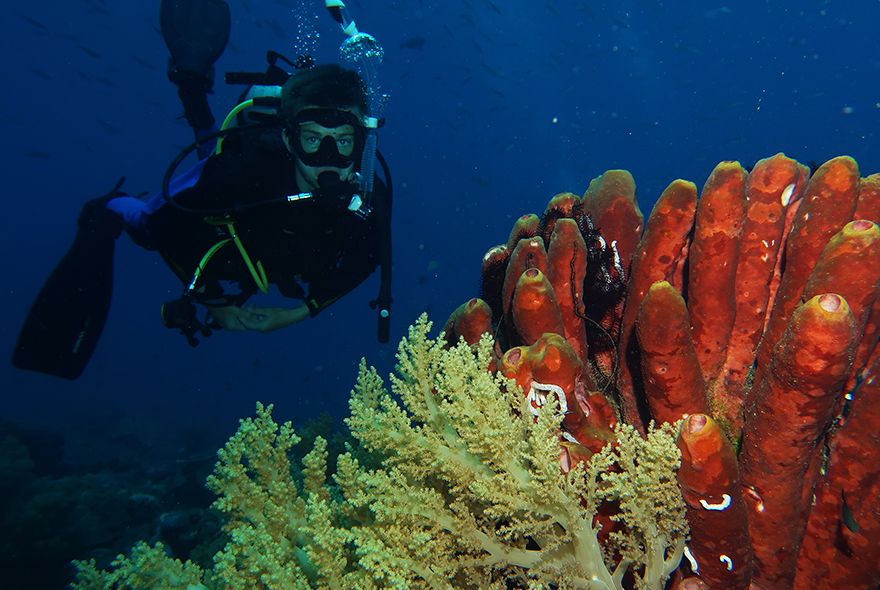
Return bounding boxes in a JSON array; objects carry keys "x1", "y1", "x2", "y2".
[
  {"x1": 131, "y1": 55, "x2": 156, "y2": 70},
  {"x1": 841, "y1": 490, "x2": 861, "y2": 533},
  {"x1": 77, "y1": 44, "x2": 102, "y2": 59},
  {"x1": 479, "y1": 62, "x2": 500, "y2": 77},
  {"x1": 91, "y1": 75, "x2": 116, "y2": 88},
  {"x1": 17, "y1": 14, "x2": 48, "y2": 30},
  {"x1": 23, "y1": 150, "x2": 51, "y2": 160},
  {"x1": 77, "y1": 70, "x2": 114, "y2": 87},
  {"x1": 82, "y1": 0, "x2": 111, "y2": 17},
  {"x1": 399, "y1": 36, "x2": 427, "y2": 50}
]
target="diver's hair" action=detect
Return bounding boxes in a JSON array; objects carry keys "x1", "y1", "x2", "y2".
[{"x1": 279, "y1": 64, "x2": 368, "y2": 125}]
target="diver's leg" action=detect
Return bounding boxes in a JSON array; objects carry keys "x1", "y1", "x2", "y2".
[
  {"x1": 12, "y1": 180, "x2": 126, "y2": 379},
  {"x1": 106, "y1": 196, "x2": 155, "y2": 248},
  {"x1": 170, "y1": 70, "x2": 216, "y2": 141},
  {"x1": 105, "y1": 153, "x2": 210, "y2": 250},
  {"x1": 160, "y1": 0, "x2": 231, "y2": 157}
]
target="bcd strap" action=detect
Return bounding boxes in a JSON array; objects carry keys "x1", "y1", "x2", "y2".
[{"x1": 186, "y1": 217, "x2": 269, "y2": 296}]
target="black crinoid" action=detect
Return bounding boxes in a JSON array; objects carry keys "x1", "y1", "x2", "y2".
[{"x1": 537, "y1": 195, "x2": 627, "y2": 316}]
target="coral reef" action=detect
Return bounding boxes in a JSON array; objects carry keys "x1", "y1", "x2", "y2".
[
  {"x1": 74, "y1": 153, "x2": 878, "y2": 589},
  {"x1": 444, "y1": 154, "x2": 879, "y2": 589},
  {"x1": 74, "y1": 317, "x2": 687, "y2": 589},
  {"x1": 0, "y1": 425, "x2": 203, "y2": 590}
]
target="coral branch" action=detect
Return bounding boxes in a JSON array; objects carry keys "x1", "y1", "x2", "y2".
[
  {"x1": 617, "y1": 180, "x2": 697, "y2": 431},
  {"x1": 757, "y1": 156, "x2": 860, "y2": 372},
  {"x1": 711, "y1": 153, "x2": 807, "y2": 435},
  {"x1": 502, "y1": 238, "x2": 548, "y2": 321},
  {"x1": 455, "y1": 153, "x2": 879, "y2": 589},
  {"x1": 547, "y1": 218, "x2": 591, "y2": 365},
  {"x1": 676, "y1": 414, "x2": 752, "y2": 590},
  {"x1": 687, "y1": 161, "x2": 747, "y2": 382},
  {"x1": 636, "y1": 281, "x2": 708, "y2": 424},
  {"x1": 443, "y1": 297, "x2": 493, "y2": 346},
  {"x1": 512, "y1": 268, "x2": 565, "y2": 346},
  {"x1": 794, "y1": 352, "x2": 880, "y2": 588},
  {"x1": 583, "y1": 170, "x2": 644, "y2": 273},
  {"x1": 739, "y1": 294, "x2": 858, "y2": 588}
]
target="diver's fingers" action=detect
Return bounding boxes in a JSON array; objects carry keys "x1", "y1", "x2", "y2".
[
  {"x1": 237, "y1": 309, "x2": 271, "y2": 332},
  {"x1": 208, "y1": 307, "x2": 246, "y2": 331},
  {"x1": 244, "y1": 309, "x2": 268, "y2": 322}
]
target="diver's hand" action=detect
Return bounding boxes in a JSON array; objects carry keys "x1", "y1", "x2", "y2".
[{"x1": 208, "y1": 304, "x2": 309, "y2": 333}]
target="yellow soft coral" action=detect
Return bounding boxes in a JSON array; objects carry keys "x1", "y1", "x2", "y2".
[
  {"x1": 73, "y1": 315, "x2": 686, "y2": 590},
  {"x1": 72, "y1": 541, "x2": 207, "y2": 590},
  {"x1": 342, "y1": 315, "x2": 687, "y2": 589}
]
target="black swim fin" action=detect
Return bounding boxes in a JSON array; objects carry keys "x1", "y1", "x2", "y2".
[
  {"x1": 12, "y1": 181, "x2": 125, "y2": 380},
  {"x1": 161, "y1": 0, "x2": 230, "y2": 79}
]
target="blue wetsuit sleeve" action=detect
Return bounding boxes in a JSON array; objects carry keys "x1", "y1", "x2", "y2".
[{"x1": 105, "y1": 156, "x2": 212, "y2": 248}]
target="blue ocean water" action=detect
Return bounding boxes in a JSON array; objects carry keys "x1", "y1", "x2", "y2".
[{"x1": 1, "y1": 0, "x2": 878, "y2": 585}]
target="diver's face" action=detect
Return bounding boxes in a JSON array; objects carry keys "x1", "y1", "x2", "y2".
[
  {"x1": 298, "y1": 122, "x2": 357, "y2": 158},
  {"x1": 284, "y1": 109, "x2": 360, "y2": 190}
]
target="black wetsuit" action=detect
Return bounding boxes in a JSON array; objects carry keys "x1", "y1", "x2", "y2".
[{"x1": 146, "y1": 127, "x2": 391, "y2": 315}]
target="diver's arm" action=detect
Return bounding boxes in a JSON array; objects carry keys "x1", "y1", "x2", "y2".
[{"x1": 208, "y1": 303, "x2": 309, "y2": 332}]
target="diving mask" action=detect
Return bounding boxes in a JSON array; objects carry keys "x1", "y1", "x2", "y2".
[{"x1": 288, "y1": 107, "x2": 365, "y2": 169}]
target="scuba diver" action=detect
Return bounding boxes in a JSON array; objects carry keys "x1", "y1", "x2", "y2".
[{"x1": 13, "y1": 0, "x2": 393, "y2": 380}]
